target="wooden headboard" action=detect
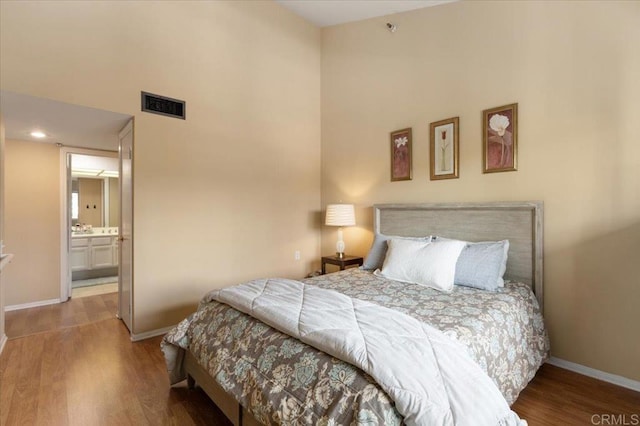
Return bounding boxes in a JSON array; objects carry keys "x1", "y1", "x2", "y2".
[{"x1": 373, "y1": 202, "x2": 544, "y2": 312}]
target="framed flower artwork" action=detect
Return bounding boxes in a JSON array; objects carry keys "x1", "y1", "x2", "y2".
[
  {"x1": 429, "y1": 117, "x2": 459, "y2": 180},
  {"x1": 483, "y1": 103, "x2": 518, "y2": 173},
  {"x1": 390, "y1": 128, "x2": 412, "y2": 181}
]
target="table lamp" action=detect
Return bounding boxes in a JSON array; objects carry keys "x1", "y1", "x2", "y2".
[{"x1": 325, "y1": 204, "x2": 355, "y2": 259}]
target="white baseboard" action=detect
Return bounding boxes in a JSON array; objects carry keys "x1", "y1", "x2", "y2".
[
  {"x1": 0, "y1": 333, "x2": 7, "y2": 355},
  {"x1": 130, "y1": 325, "x2": 175, "y2": 342},
  {"x1": 547, "y1": 357, "x2": 640, "y2": 392},
  {"x1": 4, "y1": 298, "x2": 61, "y2": 312}
]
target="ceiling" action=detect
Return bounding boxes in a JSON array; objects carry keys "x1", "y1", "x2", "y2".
[
  {"x1": 71, "y1": 154, "x2": 119, "y2": 177},
  {"x1": 275, "y1": 0, "x2": 457, "y2": 27},
  {"x1": 0, "y1": 91, "x2": 131, "y2": 151}
]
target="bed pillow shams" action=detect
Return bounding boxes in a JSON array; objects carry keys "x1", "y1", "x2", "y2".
[
  {"x1": 362, "y1": 233, "x2": 431, "y2": 270},
  {"x1": 374, "y1": 238, "x2": 466, "y2": 291},
  {"x1": 434, "y1": 237, "x2": 510, "y2": 291}
]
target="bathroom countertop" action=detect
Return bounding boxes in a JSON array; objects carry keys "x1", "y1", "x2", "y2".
[
  {"x1": 72, "y1": 233, "x2": 118, "y2": 238},
  {"x1": 72, "y1": 228, "x2": 119, "y2": 238}
]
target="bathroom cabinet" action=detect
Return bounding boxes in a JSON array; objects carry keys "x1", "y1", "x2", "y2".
[{"x1": 71, "y1": 235, "x2": 117, "y2": 272}]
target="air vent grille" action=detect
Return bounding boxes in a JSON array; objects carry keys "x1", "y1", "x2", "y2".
[{"x1": 141, "y1": 91, "x2": 186, "y2": 120}]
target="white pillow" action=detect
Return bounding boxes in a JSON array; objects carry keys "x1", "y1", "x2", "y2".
[{"x1": 374, "y1": 238, "x2": 466, "y2": 292}]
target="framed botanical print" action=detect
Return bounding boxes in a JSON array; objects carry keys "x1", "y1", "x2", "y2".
[
  {"x1": 430, "y1": 117, "x2": 459, "y2": 180},
  {"x1": 483, "y1": 103, "x2": 518, "y2": 173},
  {"x1": 390, "y1": 128, "x2": 412, "y2": 181}
]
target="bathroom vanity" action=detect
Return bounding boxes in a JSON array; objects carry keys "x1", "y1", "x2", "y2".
[{"x1": 70, "y1": 228, "x2": 118, "y2": 280}]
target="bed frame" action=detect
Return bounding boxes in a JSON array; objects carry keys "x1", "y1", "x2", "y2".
[{"x1": 185, "y1": 201, "x2": 544, "y2": 425}]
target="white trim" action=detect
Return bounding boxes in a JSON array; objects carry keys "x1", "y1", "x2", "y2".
[
  {"x1": 0, "y1": 333, "x2": 7, "y2": 355},
  {"x1": 59, "y1": 148, "x2": 68, "y2": 302},
  {"x1": 5, "y1": 298, "x2": 61, "y2": 312},
  {"x1": 547, "y1": 357, "x2": 640, "y2": 392},
  {"x1": 130, "y1": 325, "x2": 174, "y2": 342},
  {"x1": 103, "y1": 177, "x2": 110, "y2": 227}
]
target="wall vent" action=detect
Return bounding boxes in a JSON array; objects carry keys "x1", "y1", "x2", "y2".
[{"x1": 141, "y1": 91, "x2": 186, "y2": 120}]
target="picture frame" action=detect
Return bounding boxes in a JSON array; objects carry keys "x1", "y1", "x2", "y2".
[
  {"x1": 483, "y1": 103, "x2": 518, "y2": 173},
  {"x1": 390, "y1": 128, "x2": 412, "y2": 181},
  {"x1": 430, "y1": 117, "x2": 459, "y2": 180}
]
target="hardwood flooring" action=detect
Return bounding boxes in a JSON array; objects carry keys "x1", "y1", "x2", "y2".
[
  {"x1": 1, "y1": 317, "x2": 231, "y2": 426},
  {"x1": 1, "y1": 294, "x2": 638, "y2": 426},
  {"x1": 512, "y1": 364, "x2": 639, "y2": 425},
  {"x1": 4, "y1": 292, "x2": 118, "y2": 339}
]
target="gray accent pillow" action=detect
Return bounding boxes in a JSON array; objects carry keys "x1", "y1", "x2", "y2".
[
  {"x1": 362, "y1": 233, "x2": 431, "y2": 270},
  {"x1": 433, "y1": 237, "x2": 510, "y2": 291}
]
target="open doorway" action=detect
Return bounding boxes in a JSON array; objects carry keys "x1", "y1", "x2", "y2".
[
  {"x1": 1, "y1": 90, "x2": 133, "y2": 335},
  {"x1": 67, "y1": 152, "x2": 119, "y2": 299}
]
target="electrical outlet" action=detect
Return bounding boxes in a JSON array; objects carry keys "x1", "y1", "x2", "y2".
[{"x1": 294, "y1": 250, "x2": 301, "y2": 261}]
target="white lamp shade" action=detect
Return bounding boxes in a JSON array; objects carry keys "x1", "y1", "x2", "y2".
[{"x1": 325, "y1": 204, "x2": 355, "y2": 226}]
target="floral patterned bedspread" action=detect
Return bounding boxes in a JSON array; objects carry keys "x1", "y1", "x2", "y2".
[{"x1": 162, "y1": 268, "x2": 549, "y2": 425}]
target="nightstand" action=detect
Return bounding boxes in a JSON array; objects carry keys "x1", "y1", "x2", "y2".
[{"x1": 321, "y1": 255, "x2": 363, "y2": 274}]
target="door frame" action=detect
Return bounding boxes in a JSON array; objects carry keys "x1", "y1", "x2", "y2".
[
  {"x1": 117, "y1": 119, "x2": 134, "y2": 332},
  {"x1": 59, "y1": 147, "x2": 118, "y2": 303}
]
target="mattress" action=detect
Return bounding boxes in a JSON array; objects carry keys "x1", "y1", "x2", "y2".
[{"x1": 162, "y1": 268, "x2": 549, "y2": 425}]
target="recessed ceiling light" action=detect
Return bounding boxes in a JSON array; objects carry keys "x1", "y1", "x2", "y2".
[{"x1": 30, "y1": 130, "x2": 47, "y2": 138}]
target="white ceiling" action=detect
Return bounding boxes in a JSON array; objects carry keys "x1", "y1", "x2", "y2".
[
  {"x1": 0, "y1": 91, "x2": 131, "y2": 151},
  {"x1": 72, "y1": 154, "x2": 119, "y2": 174},
  {"x1": 275, "y1": 0, "x2": 457, "y2": 27}
]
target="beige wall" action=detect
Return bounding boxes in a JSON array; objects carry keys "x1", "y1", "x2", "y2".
[
  {"x1": 3, "y1": 140, "x2": 61, "y2": 305},
  {"x1": 0, "y1": 1, "x2": 321, "y2": 333},
  {"x1": 321, "y1": 1, "x2": 640, "y2": 381}
]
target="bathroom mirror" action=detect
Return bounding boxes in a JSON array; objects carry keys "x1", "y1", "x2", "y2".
[
  {"x1": 72, "y1": 176, "x2": 119, "y2": 227},
  {"x1": 70, "y1": 153, "x2": 119, "y2": 228}
]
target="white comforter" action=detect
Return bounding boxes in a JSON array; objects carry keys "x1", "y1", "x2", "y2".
[{"x1": 209, "y1": 278, "x2": 526, "y2": 426}]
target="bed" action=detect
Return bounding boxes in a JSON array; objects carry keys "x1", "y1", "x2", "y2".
[{"x1": 162, "y1": 202, "x2": 549, "y2": 425}]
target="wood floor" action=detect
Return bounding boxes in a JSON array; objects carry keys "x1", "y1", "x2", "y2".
[
  {"x1": 1, "y1": 307, "x2": 231, "y2": 425},
  {"x1": 1, "y1": 294, "x2": 638, "y2": 426},
  {"x1": 512, "y1": 365, "x2": 639, "y2": 425},
  {"x1": 4, "y1": 292, "x2": 119, "y2": 339}
]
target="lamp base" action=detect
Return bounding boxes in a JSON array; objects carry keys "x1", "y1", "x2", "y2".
[{"x1": 336, "y1": 229, "x2": 345, "y2": 259}]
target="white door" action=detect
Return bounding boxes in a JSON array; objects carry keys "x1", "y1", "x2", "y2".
[
  {"x1": 118, "y1": 120, "x2": 133, "y2": 332},
  {"x1": 63, "y1": 153, "x2": 73, "y2": 301}
]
